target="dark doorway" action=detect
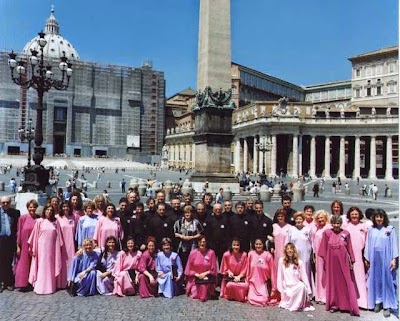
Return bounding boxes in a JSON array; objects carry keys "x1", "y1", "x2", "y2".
[
  {"x1": 7, "y1": 146, "x2": 20, "y2": 155},
  {"x1": 95, "y1": 150, "x2": 107, "y2": 157},
  {"x1": 54, "y1": 135, "x2": 65, "y2": 154}
]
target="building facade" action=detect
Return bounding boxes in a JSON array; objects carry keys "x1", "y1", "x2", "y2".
[
  {"x1": 165, "y1": 47, "x2": 399, "y2": 179},
  {"x1": 0, "y1": 8, "x2": 165, "y2": 162}
]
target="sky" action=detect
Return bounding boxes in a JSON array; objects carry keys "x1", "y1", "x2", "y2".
[{"x1": 0, "y1": 0, "x2": 398, "y2": 97}]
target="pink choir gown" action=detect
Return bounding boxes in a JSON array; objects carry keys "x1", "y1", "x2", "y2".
[
  {"x1": 113, "y1": 250, "x2": 142, "y2": 296},
  {"x1": 185, "y1": 248, "x2": 217, "y2": 302},
  {"x1": 277, "y1": 258, "x2": 313, "y2": 311},
  {"x1": 272, "y1": 223, "x2": 291, "y2": 273},
  {"x1": 344, "y1": 222, "x2": 368, "y2": 309},
  {"x1": 246, "y1": 250, "x2": 276, "y2": 306},
  {"x1": 318, "y1": 228, "x2": 360, "y2": 316},
  {"x1": 56, "y1": 214, "x2": 78, "y2": 289},
  {"x1": 28, "y1": 218, "x2": 64, "y2": 295},
  {"x1": 137, "y1": 250, "x2": 158, "y2": 298},
  {"x1": 311, "y1": 224, "x2": 330, "y2": 303},
  {"x1": 220, "y1": 250, "x2": 249, "y2": 302},
  {"x1": 93, "y1": 216, "x2": 123, "y2": 249},
  {"x1": 14, "y1": 214, "x2": 38, "y2": 288}
]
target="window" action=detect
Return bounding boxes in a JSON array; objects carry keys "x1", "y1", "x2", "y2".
[
  {"x1": 366, "y1": 87, "x2": 371, "y2": 96},
  {"x1": 355, "y1": 68, "x2": 361, "y2": 77},
  {"x1": 388, "y1": 61, "x2": 396, "y2": 73},
  {"x1": 54, "y1": 107, "x2": 67, "y2": 121},
  {"x1": 376, "y1": 86, "x2": 382, "y2": 95},
  {"x1": 376, "y1": 64, "x2": 383, "y2": 75},
  {"x1": 355, "y1": 88, "x2": 361, "y2": 98},
  {"x1": 388, "y1": 81, "x2": 397, "y2": 94},
  {"x1": 366, "y1": 66, "x2": 372, "y2": 76}
]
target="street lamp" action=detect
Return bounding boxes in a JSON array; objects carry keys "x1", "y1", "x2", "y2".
[
  {"x1": 18, "y1": 118, "x2": 35, "y2": 168},
  {"x1": 8, "y1": 31, "x2": 73, "y2": 192},
  {"x1": 257, "y1": 136, "x2": 272, "y2": 185}
]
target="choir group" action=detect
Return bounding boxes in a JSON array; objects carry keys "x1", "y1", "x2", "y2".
[{"x1": 0, "y1": 190, "x2": 397, "y2": 318}]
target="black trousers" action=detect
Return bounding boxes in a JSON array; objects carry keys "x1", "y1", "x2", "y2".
[{"x1": 0, "y1": 236, "x2": 15, "y2": 286}]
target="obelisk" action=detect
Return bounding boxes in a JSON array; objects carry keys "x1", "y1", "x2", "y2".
[{"x1": 191, "y1": 0, "x2": 238, "y2": 192}]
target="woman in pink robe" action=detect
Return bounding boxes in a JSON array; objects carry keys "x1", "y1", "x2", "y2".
[
  {"x1": 14, "y1": 200, "x2": 39, "y2": 289},
  {"x1": 318, "y1": 215, "x2": 360, "y2": 316},
  {"x1": 185, "y1": 236, "x2": 218, "y2": 302},
  {"x1": 303, "y1": 205, "x2": 316, "y2": 235},
  {"x1": 277, "y1": 243, "x2": 314, "y2": 312},
  {"x1": 56, "y1": 201, "x2": 78, "y2": 289},
  {"x1": 93, "y1": 194, "x2": 106, "y2": 216},
  {"x1": 247, "y1": 238, "x2": 276, "y2": 306},
  {"x1": 69, "y1": 192, "x2": 84, "y2": 218},
  {"x1": 113, "y1": 237, "x2": 142, "y2": 296},
  {"x1": 220, "y1": 238, "x2": 248, "y2": 302},
  {"x1": 93, "y1": 203, "x2": 123, "y2": 250},
  {"x1": 312, "y1": 210, "x2": 330, "y2": 304},
  {"x1": 272, "y1": 209, "x2": 291, "y2": 276},
  {"x1": 50, "y1": 196, "x2": 60, "y2": 216},
  {"x1": 343, "y1": 206, "x2": 368, "y2": 309},
  {"x1": 28, "y1": 205, "x2": 64, "y2": 295},
  {"x1": 137, "y1": 238, "x2": 158, "y2": 298}
]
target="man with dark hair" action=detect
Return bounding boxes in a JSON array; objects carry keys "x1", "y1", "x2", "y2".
[
  {"x1": 245, "y1": 197, "x2": 256, "y2": 216},
  {"x1": 193, "y1": 202, "x2": 209, "y2": 231},
  {"x1": 202, "y1": 192, "x2": 214, "y2": 216},
  {"x1": 229, "y1": 201, "x2": 252, "y2": 252},
  {"x1": 117, "y1": 197, "x2": 131, "y2": 245},
  {"x1": 251, "y1": 200, "x2": 273, "y2": 248},
  {"x1": 168, "y1": 197, "x2": 183, "y2": 221},
  {"x1": 146, "y1": 203, "x2": 175, "y2": 250},
  {"x1": 281, "y1": 195, "x2": 296, "y2": 225},
  {"x1": 127, "y1": 191, "x2": 140, "y2": 215},
  {"x1": 223, "y1": 200, "x2": 235, "y2": 219},
  {"x1": 0, "y1": 196, "x2": 20, "y2": 291},
  {"x1": 182, "y1": 193, "x2": 195, "y2": 211},
  {"x1": 130, "y1": 202, "x2": 147, "y2": 251}
]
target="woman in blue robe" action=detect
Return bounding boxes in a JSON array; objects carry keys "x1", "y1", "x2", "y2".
[
  {"x1": 75, "y1": 201, "x2": 99, "y2": 248},
  {"x1": 365, "y1": 209, "x2": 398, "y2": 318},
  {"x1": 96, "y1": 236, "x2": 118, "y2": 295},
  {"x1": 68, "y1": 238, "x2": 99, "y2": 296},
  {"x1": 156, "y1": 237, "x2": 183, "y2": 298}
]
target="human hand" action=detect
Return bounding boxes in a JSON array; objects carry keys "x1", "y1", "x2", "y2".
[
  {"x1": 149, "y1": 276, "x2": 156, "y2": 284},
  {"x1": 228, "y1": 272, "x2": 234, "y2": 278},
  {"x1": 75, "y1": 249, "x2": 84, "y2": 257},
  {"x1": 233, "y1": 276, "x2": 241, "y2": 282},
  {"x1": 100, "y1": 272, "x2": 108, "y2": 279},
  {"x1": 158, "y1": 272, "x2": 165, "y2": 278},
  {"x1": 390, "y1": 259, "x2": 397, "y2": 271},
  {"x1": 140, "y1": 244, "x2": 146, "y2": 251},
  {"x1": 16, "y1": 246, "x2": 21, "y2": 256},
  {"x1": 78, "y1": 271, "x2": 86, "y2": 280}
]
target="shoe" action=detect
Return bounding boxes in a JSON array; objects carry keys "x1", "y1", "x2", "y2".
[
  {"x1": 383, "y1": 309, "x2": 391, "y2": 318},
  {"x1": 374, "y1": 303, "x2": 382, "y2": 313},
  {"x1": 6, "y1": 285, "x2": 14, "y2": 291},
  {"x1": 329, "y1": 308, "x2": 338, "y2": 313}
]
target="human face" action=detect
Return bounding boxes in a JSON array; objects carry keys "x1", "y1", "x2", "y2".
[
  {"x1": 255, "y1": 204, "x2": 263, "y2": 215},
  {"x1": 224, "y1": 201, "x2": 232, "y2": 212},
  {"x1": 232, "y1": 240, "x2": 240, "y2": 253},
  {"x1": 294, "y1": 216, "x2": 304, "y2": 227},
  {"x1": 135, "y1": 206, "x2": 144, "y2": 216},
  {"x1": 349, "y1": 210, "x2": 360, "y2": 224},
  {"x1": 62, "y1": 204, "x2": 70, "y2": 215},
  {"x1": 286, "y1": 245, "x2": 294, "y2": 258},
  {"x1": 157, "y1": 204, "x2": 166, "y2": 217},
  {"x1": 84, "y1": 241, "x2": 94, "y2": 253},
  {"x1": 171, "y1": 199, "x2": 180, "y2": 210},
  {"x1": 332, "y1": 203, "x2": 341, "y2": 215},
  {"x1": 213, "y1": 205, "x2": 222, "y2": 216},
  {"x1": 204, "y1": 195, "x2": 212, "y2": 205},
  {"x1": 1, "y1": 197, "x2": 11, "y2": 210},
  {"x1": 128, "y1": 193, "x2": 136, "y2": 204},
  {"x1": 196, "y1": 204, "x2": 205, "y2": 216},
  {"x1": 28, "y1": 204, "x2": 38, "y2": 216},
  {"x1": 147, "y1": 199, "x2": 155, "y2": 209},
  {"x1": 184, "y1": 210, "x2": 192, "y2": 220},
  {"x1": 44, "y1": 207, "x2": 53, "y2": 219},
  {"x1": 51, "y1": 197, "x2": 59, "y2": 210},
  {"x1": 374, "y1": 214, "x2": 384, "y2": 227},
  {"x1": 156, "y1": 192, "x2": 165, "y2": 204},
  {"x1": 254, "y1": 239, "x2": 264, "y2": 253},
  {"x1": 106, "y1": 239, "x2": 116, "y2": 252},
  {"x1": 106, "y1": 205, "x2": 114, "y2": 218},
  {"x1": 246, "y1": 200, "x2": 254, "y2": 209},
  {"x1": 198, "y1": 238, "x2": 207, "y2": 251},
  {"x1": 71, "y1": 196, "x2": 79, "y2": 208},
  {"x1": 126, "y1": 240, "x2": 135, "y2": 251},
  {"x1": 332, "y1": 221, "x2": 342, "y2": 232},
  {"x1": 147, "y1": 241, "x2": 155, "y2": 253},
  {"x1": 277, "y1": 213, "x2": 286, "y2": 224},
  {"x1": 85, "y1": 206, "x2": 94, "y2": 216},
  {"x1": 119, "y1": 202, "x2": 127, "y2": 212},
  {"x1": 282, "y1": 200, "x2": 291, "y2": 209},
  {"x1": 162, "y1": 242, "x2": 171, "y2": 253},
  {"x1": 184, "y1": 195, "x2": 192, "y2": 205},
  {"x1": 304, "y1": 208, "x2": 313, "y2": 222},
  {"x1": 236, "y1": 204, "x2": 245, "y2": 215},
  {"x1": 316, "y1": 215, "x2": 326, "y2": 227}
]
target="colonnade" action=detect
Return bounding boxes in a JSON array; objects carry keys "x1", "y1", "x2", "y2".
[
  {"x1": 167, "y1": 143, "x2": 194, "y2": 169},
  {"x1": 234, "y1": 133, "x2": 396, "y2": 180}
]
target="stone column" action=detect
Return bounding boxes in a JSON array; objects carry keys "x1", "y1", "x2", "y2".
[
  {"x1": 253, "y1": 136, "x2": 258, "y2": 174},
  {"x1": 259, "y1": 148, "x2": 263, "y2": 174},
  {"x1": 354, "y1": 136, "x2": 361, "y2": 179},
  {"x1": 270, "y1": 134, "x2": 277, "y2": 177},
  {"x1": 324, "y1": 136, "x2": 331, "y2": 179},
  {"x1": 292, "y1": 134, "x2": 298, "y2": 178},
  {"x1": 243, "y1": 138, "x2": 248, "y2": 173},
  {"x1": 339, "y1": 136, "x2": 346, "y2": 179},
  {"x1": 234, "y1": 138, "x2": 241, "y2": 173},
  {"x1": 309, "y1": 135, "x2": 316, "y2": 178},
  {"x1": 298, "y1": 135, "x2": 303, "y2": 176},
  {"x1": 369, "y1": 136, "x2": 377, "y2": 180},
  {"x1": 386, "y1": 135, "x2": 394, "y2": 180}
]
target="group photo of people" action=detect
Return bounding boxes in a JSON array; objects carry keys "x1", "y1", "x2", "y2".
[{"x1": 0, "y1": 189, "x2": 398, "y2": 318}]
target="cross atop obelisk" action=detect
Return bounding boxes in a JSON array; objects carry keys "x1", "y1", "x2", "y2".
[{"x1": 197, "y1": 0, "x2": 232, "y2": 93}]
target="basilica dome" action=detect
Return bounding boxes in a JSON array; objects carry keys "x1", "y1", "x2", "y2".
[{"x1": 22, "y1": 6, "x2": 80, "y2": 61}]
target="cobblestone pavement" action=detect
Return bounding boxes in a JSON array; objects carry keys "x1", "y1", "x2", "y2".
[{"x1": 0, "y1": 289, "x2": 398, "y2": 321}]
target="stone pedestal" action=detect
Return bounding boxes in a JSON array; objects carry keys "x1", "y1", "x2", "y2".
[
  {"x1": 259, "y1": 185, "x2": 271, "y2": 202},
  {"x1": 271, "y1": 184, "x2": 282, "y2": 202},
  {"x1": 15, "y1": 192, "x2": 48, "y2": 215}
]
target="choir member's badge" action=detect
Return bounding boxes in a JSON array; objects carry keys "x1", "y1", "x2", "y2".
[
  {"x1": 221, "y1": 225, "x2": 225, "y2": 229},
  {"x1": 263, "y1": 223, "x2": 267, "y2": 227},
  {"x1": 164, "y1": 223, "x2": 168, "y2": 227},
  {"x1": 244, "y1": 221, "x2": 248, "y2": 225}
]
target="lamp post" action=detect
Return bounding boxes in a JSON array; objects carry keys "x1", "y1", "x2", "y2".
[
  {"x1": 18, "y1": 118, "x2": 35, "y2": 168},
  {"x1": 257, "y1": 136, "x2": 272, "y2": 185},
  {"x1": 8, "y1": 31, "x2": 73, "y2": 192}
]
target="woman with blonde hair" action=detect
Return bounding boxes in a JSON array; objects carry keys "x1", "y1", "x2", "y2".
[
  {"x1": 93, "y1": 194, "x2": 106, "y2": 216},
  {"x1": 277, "y1": 243, "x2": 314, "y2": 312}
]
